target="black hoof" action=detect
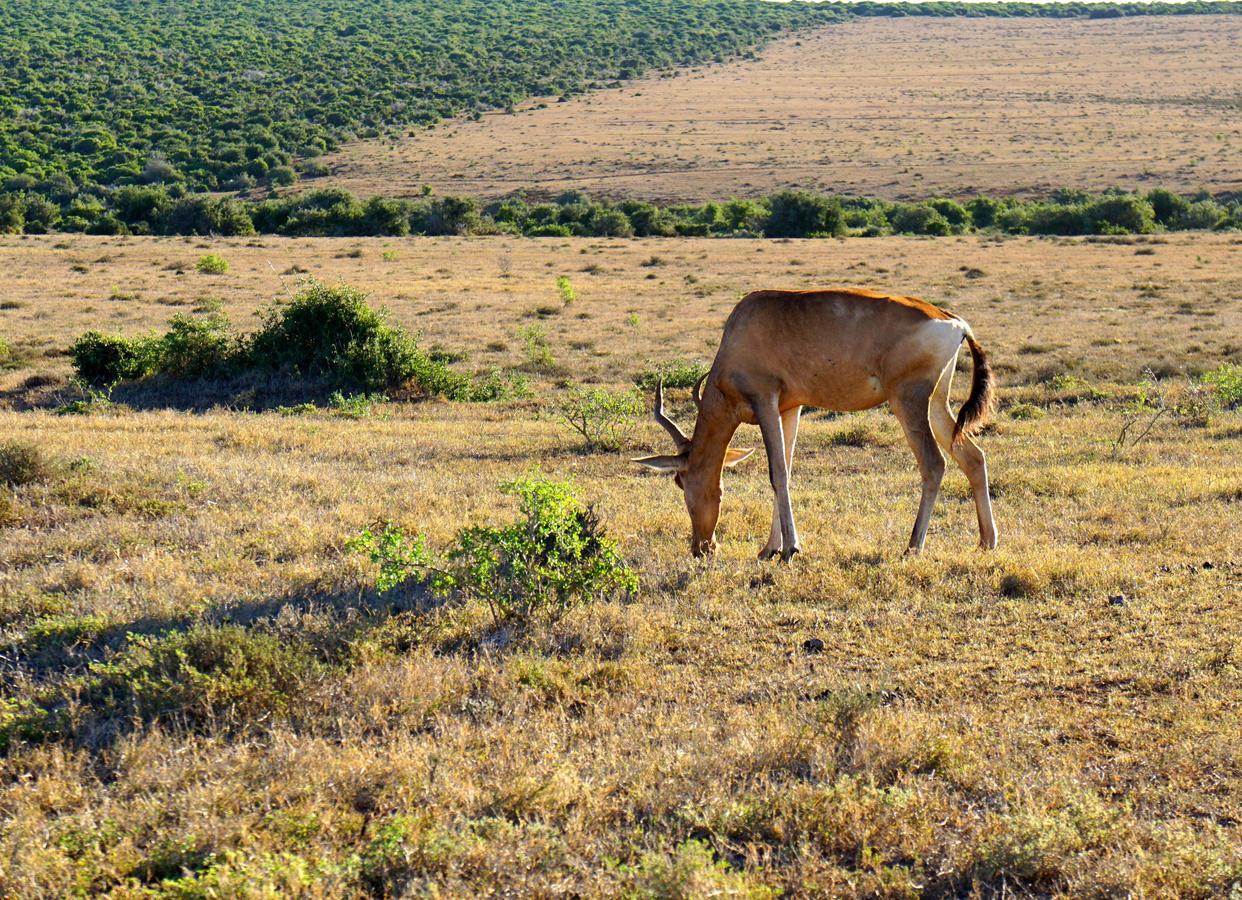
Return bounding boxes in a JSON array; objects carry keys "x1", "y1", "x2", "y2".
[
  {"x1": 779, "y1": 546, "x2": 801, "y2": 563},
  {"x1": 758, "y1": 547, "x2": 779, "y2": 561}
]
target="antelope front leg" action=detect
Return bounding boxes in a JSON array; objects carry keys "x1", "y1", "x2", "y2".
[
  {"x1": 754, "y1": 398, "x2": 800, "y2": 561},
  {"x1": 760, "y1": 406, "x2": 802, "y2": 560}
]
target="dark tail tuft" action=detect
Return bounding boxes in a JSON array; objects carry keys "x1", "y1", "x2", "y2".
[{"x1": 954, "y1": 334, "x2": 995, "y2": 444}]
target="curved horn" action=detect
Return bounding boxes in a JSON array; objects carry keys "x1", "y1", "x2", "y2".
[
  {"x1": 691, "y1": 372, "x2": 708, "y2": 410},
  {"x1": 653, "y1": 379, "x2": 690, "y2": 449}
]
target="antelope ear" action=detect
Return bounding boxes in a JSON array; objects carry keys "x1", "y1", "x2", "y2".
[
  {"x1": 723, "y1": 447, "x2": 755, "y2": 467},
  {"x1": 631, "y1": 453, "x2": 686, "y2": 474}
]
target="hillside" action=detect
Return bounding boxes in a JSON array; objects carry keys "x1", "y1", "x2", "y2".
[{"x1": 326, "y1": 14, "x2": 1242, "y2": 202}]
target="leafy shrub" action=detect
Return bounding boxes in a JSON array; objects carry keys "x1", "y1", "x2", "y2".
[
  {"x1": 80, "y1": 626, "x2": 323, "y2": 729},
  {"x1": 1202, "y1": 363, "x2": 1242, "y2": 409},
  {"x1": 1084, "y1": 195, "x2": 1155, "y2": 234},
  {"x1": 160, "y1": 314, "x2": 234, "y2": 378},
  {"x1": 71, "y1": 331, "x2": 165, "y2": 386},
  {"x1": 966, "y1": 196, "x2": 1005, "y2": 229},
  {"x1": 889, "y1": 204, "x2": 952, "y2": 236},
  {"x1": 349, "y1": 477, "x2": 637, "y2": 627},
  {"x1": 556, "y1": 275, "x2": 576, "y2": 305},
  {"x1": 0, "y1": 441, "x2": 49, "y2": 487},
  {"x1": 328, "y1": 390, "x2": 386, "y2": 418},
  {"x1": 247, "y1": 281, "x2": 420, "y2": 390},
  {"x1": 764, "y1": 190, "x2": 844, "y2": 238},
  {"x1": 927, "y1": 198, "x2": 971, "y2": 232},
  {"x1": 1147, "y1": 188, "x2": 1190, "y2": 225},
  {"x1": 195, "y1": 253, "x2": 230, "y2": 274},
  {"x1": 557, "y1": 386, "x2": 645, "y2": 451},
  {"x1": 518, "y1": 323, "x2": 555, "y2": 370},
  {"x1": 1173, "y1": 200, "x2": 1226, "y2": 231}
]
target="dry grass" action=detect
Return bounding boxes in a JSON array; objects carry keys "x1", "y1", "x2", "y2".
[
  {"x1": 0, "y1": 233, "x2": 1239, "y2": 896},
  {"x1": 322, "y1": 16, "x2": 1242, "y2": 203}
]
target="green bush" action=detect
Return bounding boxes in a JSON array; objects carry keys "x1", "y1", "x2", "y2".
[
  {"x1": 68, "y1": 280, "x2": 518, "y2": 401},
  {"x1": 1202, "y1": 363, "x2": 1242, "y2": 409},
  {"x1": 889, "y1": 204, "x2": 952, "y2": 236},
  {"x1": 71, "y1": 331, "x2": 165, "y2": 386},
  {"x1": 160, "y1": 314, "x2": 234, "y2": 378},
  {"x1": 966, "y1": 196, "x2": 1005, "y2": 229},
  {"x1": 927, "y1": 198, "x2": 971, "y2": 232},
  {"x1": 1173, "y1": 200, "x2": 1226, "y2": 231},
  {"x1": 195, "y1": 253, "x2": 230, "y2": 274},
  {"x1": 764, "y1": 190, "x2": 844, "y2": 238},
  {"x1": 557, "y1": 386, "x2": 645, "y2": 451},
  {"x1": 80, "y1": 626, "x2": 323, "y2": 729},
  {"x1": 349, "y1": 477, "x2": 637, "y2": 627},
  {"x1": 1084, "y1": 195, "x2": 1155, "y2": 234},
  {"x1": 247, "y1": 281, "x2": 421, "y2": 390},
  {"x1": 1147, "y1": 188, "x2": 1190, "y2": 226}
]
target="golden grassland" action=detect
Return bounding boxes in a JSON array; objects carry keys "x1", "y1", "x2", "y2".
[
  {"x1": 322, "y1": 16, "x2": 1242, "y2": 203},
  {"x1": 0, "y1": 232, "x2": 1240, "y2": 896}
]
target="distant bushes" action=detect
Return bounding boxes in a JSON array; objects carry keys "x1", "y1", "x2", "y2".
[
  {"x1": 8, "y1": 185, "x2": 1237, "y2": 239},
  {"x1": 70, "y1": 281, "x2": 526, "y2": 401}
]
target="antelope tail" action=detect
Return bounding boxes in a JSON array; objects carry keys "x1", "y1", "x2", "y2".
[{"x1": 953, "y1": 333, "x2": 995, "y2": 444}]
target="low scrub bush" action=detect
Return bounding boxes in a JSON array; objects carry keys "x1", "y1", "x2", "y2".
[
  {"x1": 1201, "y1": 363, "x2": 1242, "y2": 409},
  {"x1": 70, "y1": 331, "x2": 165, "y2": 386},
  {"x1": 248, "y1": 281, "x2": 419, "y2": 390},
  {"x1": 160, "y1": 313, "x2": 234, "y2": 378},
  {"x1": 69, "y1": 280, "x2": 523, "y2": 401},
  {"x1": 557, "y1": 386, "x2": 645, "y2": 451},
  {"x1": 349, "y1": 477, "x2": 637, "y2": 627},
  {"x1": 0, "y1": 441, "x2": 50, "y2": 487}
]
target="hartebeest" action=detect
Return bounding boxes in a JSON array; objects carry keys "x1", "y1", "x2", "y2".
[{"x1": 633, "y1": 289, "x2": 997, "y2": 559}]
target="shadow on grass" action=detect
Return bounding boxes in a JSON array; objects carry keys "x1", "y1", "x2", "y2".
[
  {"x1": 1, "y1": 371, "x2": 383, "y2": 414},
  {"x1": 0, "y1": 578, "x2": 443, "y2": 758}
]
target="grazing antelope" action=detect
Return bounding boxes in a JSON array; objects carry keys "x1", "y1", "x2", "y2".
[{"x1": 633, "y1": 289, "x2": 997, "y2": 559}]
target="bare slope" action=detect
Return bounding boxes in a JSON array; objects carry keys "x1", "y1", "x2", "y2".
[{"x1": 324, "y1": 15, "x2": 1242, "y2": 202}]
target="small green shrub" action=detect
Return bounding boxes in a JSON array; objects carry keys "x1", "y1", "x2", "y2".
[
  {"x1": 71, "y1": 330, "x2": 165, "y2": 386},
  {"x1": 518, "y1": 323, "x2": 555, "y2": 370},
  {"x1": 78, "y1": 625, "x2": 324, "y2": 728},
  {"x1": 0, "y1": 441, "x2": 49, "y2": 487},
  {"x1": 1201, "y1": 363, "x2": 1242, "y2": 409},
  {"x1": 349, "y1": 477, "x2": 637, "y2": 627},
  {"x1": 556, "y1": 275, "x2": 576, "y2": 305},
  {"x1": 160, "y1": 313, "x2": 233, "y2": 378},
  {"x1": 195, "y1": 253, "x2": 230, "y2": 274},
  {"x1": 1084, "y1": 195, "x2": 1155, "y2": 234},
  {"x1": 248, "y1": 280, "x2": 421, "y2": 390},
  {"x1": 764, "y1": 190, "x2": 844, "y2": 238},
  {"x1": 557, "y1": 386, "x2": 645, "y2": 451},
  {"x1": 328, "y1": 390, "x2": 386, "y2": 418},
  {"x1": 889, "y1": 204, "x2": 952, "y2": 236},
  {"x1": 1006, "y1": 401, "x2": 1045, "y2": 420}
]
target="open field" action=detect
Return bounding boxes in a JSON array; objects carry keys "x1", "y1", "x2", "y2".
[
  {"x1": 324, "y1": 15, "x2": 1242, "y2": 203},
  {"x1": 1, "y1": 233, "x2": 1240, "y2": 895}
]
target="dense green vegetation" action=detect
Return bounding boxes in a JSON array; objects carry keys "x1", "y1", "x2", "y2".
[
  {"x1": 70, "y1": 281, "x2": 527, "y2": 401},
  {"x1": 2, "y1": 0, "x2": 1238, "y2": 204},
  {"x1": 4, "y1": 184, "x2": 1237, "y2": 238}
]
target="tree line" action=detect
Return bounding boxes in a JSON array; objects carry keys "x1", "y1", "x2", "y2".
[{"x1": 1, "y1": 185, "x2": 1237, "y2": 238}]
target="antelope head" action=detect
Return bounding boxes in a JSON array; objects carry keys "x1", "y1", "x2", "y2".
[{"x1": 632, "y1": 376, "x2": 754, "y2": 556}]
